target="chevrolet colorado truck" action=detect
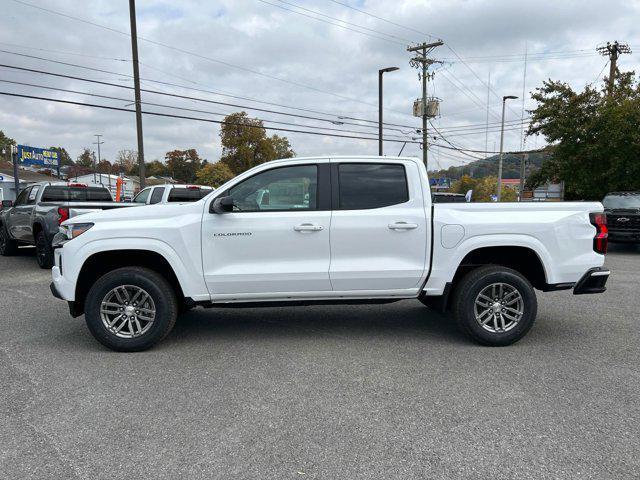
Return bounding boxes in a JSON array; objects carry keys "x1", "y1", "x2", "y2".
[
  {"x1": 50, "y1": 156, "x2": 610, "y2": 351},
  {"x1": 0, "y1": 181, "x2": 138, "y2": 268}
]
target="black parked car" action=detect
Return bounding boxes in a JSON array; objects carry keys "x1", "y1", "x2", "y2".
[{"x1": 602, "y1": 192, "x2": 640, "y2": 244}]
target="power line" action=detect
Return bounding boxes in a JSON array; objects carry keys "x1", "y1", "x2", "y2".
[
  {"x1": 9, "y1": 0, "x2": 401, "y2": 111},
  {"x1": 0, "y1": 50, "x2": 420, "y2": 130},
  {"x1": 0, "y1": 78, "x2": 411, "y2": 139},
  {"x1": 0, "y1": 62, "x2": 415, "y2": 133},
  {"x1": 2, "y1": 90, "x2": 528, "y2": 155},
  {"x1": 327, "y1": 0, "x2": 434, "y2": 39},
  {"x1": 0, "y1": 90, "x2": 421, "y2": 144},
  {"x1": 266, "y1": 0, "x2": 412, "y2": 44}
]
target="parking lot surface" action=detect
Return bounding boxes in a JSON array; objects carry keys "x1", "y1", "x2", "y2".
[{"x1": 1, "y1": 245, "x2": 639, "y2": 479}]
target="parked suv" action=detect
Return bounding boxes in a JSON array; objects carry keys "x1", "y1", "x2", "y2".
[
  {"x1": 602, "y1": 192, "x2": 640, "y2": 243},
  {"x1": 132, "y1": 184, "x2": 213, "y2": 205}
]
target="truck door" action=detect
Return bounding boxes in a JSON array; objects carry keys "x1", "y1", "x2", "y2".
[
  {"x1": 329, "y1": 160, "x2": 429, "y2": 292},
  {"x1": 202, "y1": 163, "x2": 332, "y2": 297},
  {"x1": 8, "y1": 186, "x2": 33, "y2": 241}
]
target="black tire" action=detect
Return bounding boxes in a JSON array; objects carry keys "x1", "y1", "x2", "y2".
[
  {"x1": 84, "y1": 267, "x2": 178, "y2": 352},
  {"x1": 451, "y1": 265, "x2": 537, "y2": 346},
  {"x1": 35, "y1": 231, "x2": 54, "y2": 269},
  {"x1": 0, "y1": 223, "x2": 19, "y2": 256}
]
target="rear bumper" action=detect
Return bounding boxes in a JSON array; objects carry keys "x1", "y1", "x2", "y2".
[{"x1": 573, "y1": 267, "x2": 610, "y2": 295}]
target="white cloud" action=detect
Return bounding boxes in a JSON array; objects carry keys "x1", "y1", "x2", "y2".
[{"x1": 0, "y1": 0, "x2": 638, "y2": 169}]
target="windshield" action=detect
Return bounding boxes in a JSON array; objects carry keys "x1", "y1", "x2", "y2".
[{"x1": 603, "y1": 194, "x2": 640, "y2": 209}]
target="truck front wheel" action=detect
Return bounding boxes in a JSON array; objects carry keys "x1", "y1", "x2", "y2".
[
  {"x1": 35, "y1": 231, "x2": 54, "y2": 269},
  {"x1": 84, "y1": 267, "x2": 178, "y2": 351},
  {"x1": 451, "y1": 265, "x2": 537, "y2": 346}
]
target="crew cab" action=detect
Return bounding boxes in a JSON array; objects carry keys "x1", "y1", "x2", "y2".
[
  {"x1": 602, "y1": 191, "x2": 640, "y2": 244},
  {"x1": 0, "y1": 182, "x2": 138, "y2": 268},
  {"x1": 132, "y1": 184, "x2": 213, "y2": 205},
  {"x1": 49, "y1": 156, "x2": 610, "y2": 351}
]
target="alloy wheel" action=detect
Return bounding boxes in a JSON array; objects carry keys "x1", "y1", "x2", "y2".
[
  {"x1": 100, "y1": 285, "x2": 156, "y2": 338},
  {"x1": 474, "y1": 282, "x2": 524, "y2": 333}
]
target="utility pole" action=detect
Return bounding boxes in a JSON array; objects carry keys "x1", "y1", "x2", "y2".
[
  {"x1": 93, "y1": 134, "x2": 104, "y2": 185},
  {"x1": 408, "y1": 40, "x2": 443, "y2": 169},
  {"x1": 129, "y1": 0, "x2": 145, "y2": 188},
  {"x1": 519, "y1": 152, "x2": 528, "y2": 201},
  {"x1": 497, "y1": 95, "x2": 518, "y2": 202},
  {"x1": 597, "y1": 41, "x2": 632, "y2": 96},
  {"x1": 11, "y1": 145, "x2": 19, "y2": 197}
]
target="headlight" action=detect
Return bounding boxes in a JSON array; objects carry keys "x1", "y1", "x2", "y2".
[{"x1": 60, "y1": 223, "x2": 94, "y2": 240}]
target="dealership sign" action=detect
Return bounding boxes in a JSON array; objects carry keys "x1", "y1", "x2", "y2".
[
  {"x1": 429, "y1": 177, "x2": 451, "y2": 189},
  {"x1": 17, "y1": 145, "x2": 60, "y2": 168}
]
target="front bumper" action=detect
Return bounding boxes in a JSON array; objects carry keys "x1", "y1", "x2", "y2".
[{"x1": 573, "y1": 267, "x2": 610, "y2": 295}]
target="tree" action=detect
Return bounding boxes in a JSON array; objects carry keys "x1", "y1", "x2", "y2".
[
  {"x1": 76, "y1": 148, "x2": 94, "y2": 168},
  {"x1": 97, "y1": 159, "x2": 112, "y2": 174},
  {"x1": 219, "y1": 112, "x2": 295, "y2": 175},
  {"x1": 0, "y1": 130, "x2": 16, "y2": 154},
  {"x1": 115, "y1": 149, "x2": 137, "y2": 174},
  {"x1": 165, "y1": 149, "x2": 204, "y2": 183},
  {"x1": 146, "y1": 160, "x2": 169, "y2": 177},
  {"x1": 196, "y1": 162, "x2": 235, "y2": 187},
  {"x1": 48, "y1": 147, "x2": 74, "y2": 166},
  {"x1": 527, "y1": 70, "x2": 640, "y2": 199},
  {"x1": 451, "y1": 175, "x2": 517, "y2": 202}
]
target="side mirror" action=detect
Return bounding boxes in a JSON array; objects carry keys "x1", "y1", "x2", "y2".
[
  {"x1": 210, "y1": 195, "x2": 234, "y2": 214},
  {"x1": 1, "y1": 200, "x2": 13, "y2": 208}
]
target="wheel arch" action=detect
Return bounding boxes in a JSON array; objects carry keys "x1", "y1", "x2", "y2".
[{"x1": 73, "y1": 249, "x2": 187, "y2": 317}]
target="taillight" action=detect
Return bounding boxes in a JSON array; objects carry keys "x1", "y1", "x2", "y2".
[
  {"x1": 590, "y1": 212, "x2": 608, "y2": 254},
  {"x1": 186, "y1": 185, "x2": 200, "y2": 190},
  {"x1": 57, "y1": 207, "x2": 69, "y2": 225}
]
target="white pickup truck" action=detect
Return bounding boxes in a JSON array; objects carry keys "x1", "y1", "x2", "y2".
[{"x1": 50, "y1": 156, "x2": 610, "y2": 351}]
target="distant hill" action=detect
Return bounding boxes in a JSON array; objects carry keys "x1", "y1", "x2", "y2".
[{"x1": 428, "y1": 150, "x2": 551, "y2": 181}]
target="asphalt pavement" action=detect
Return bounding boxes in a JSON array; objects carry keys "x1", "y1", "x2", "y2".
[{"x1": 1, "y1": 244, "x2": 639, "y2": 479}]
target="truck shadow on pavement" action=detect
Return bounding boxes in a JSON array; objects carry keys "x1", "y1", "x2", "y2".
[{"x1": 164, "y1": 300, "x2": 467, "y2": 348}]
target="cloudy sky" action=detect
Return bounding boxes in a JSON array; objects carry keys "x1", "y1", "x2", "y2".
[{"x1": 1, "y1": 0, "x2": 639, "y2": 171}]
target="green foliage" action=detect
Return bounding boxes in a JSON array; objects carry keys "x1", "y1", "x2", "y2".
[
  {"x1": 429, "y1": 152, "x2": 546, "y2": 182},
  {"x1": 76, "y1": 148, "x2": 94, "y2": 168},
  {"x1": 165, "y1": 149, "x2": 205, "y2": 183},
  {"x1": 196, "y1": 162, "x2": 235, "y2": 188},
  {"x1": 49, "y1": 147, "x2": 74, "y2": 166},
  {"x1": 527, "y1": 70, "x2": 640, "y2": 199},
  {"x1": 0, "y1": 130, "x2": 16, "y2": 153},
  {"x1": 450, "y1": 175, "x2": 518, "y2": 202},
  {"x1": 219, "y1": 112, "x2": 294, "y2": 175},
  {"x1": 146, "y1": 160, "x2": 169, "y2": 177}
]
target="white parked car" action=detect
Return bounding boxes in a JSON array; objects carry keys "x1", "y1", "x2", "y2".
[
  {"x1": 132, "y1": 184, "x2": 213, "y2": 205},
  {"x1": 50, "y1": 156, "x2": 610, "y2": 351}
]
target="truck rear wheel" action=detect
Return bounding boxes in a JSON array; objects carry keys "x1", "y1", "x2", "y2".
[
  {"x1": 0, "y1": 224, "x2": 18, "y2": 256},
  {"x1": 35, "y1": 231, "x2": 54, "y2": 269},
  {"x1": 84, "y1": 267, "x2": 178, "y2": 351},
  {"x1": 451, "y1": 265, "x2": 537, "y2": 346}
]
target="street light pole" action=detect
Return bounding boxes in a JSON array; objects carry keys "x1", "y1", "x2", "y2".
[
  {"x1": 378, "y1": 67, "x2": 399, "y2": 156},
  {"x1": 497, "y1": 95, "x2": 518, "y2": 201}
]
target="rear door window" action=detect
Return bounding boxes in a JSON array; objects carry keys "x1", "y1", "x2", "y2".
[
  {"x1": 167, "y1": 188, "x2": 210, "y2": 202},
  {"x1": 149, "y1": 187, "x2": 165, "y2": 204},
  {"x1": 337, "y1": 163, "x2": 409, "y2": 210}
]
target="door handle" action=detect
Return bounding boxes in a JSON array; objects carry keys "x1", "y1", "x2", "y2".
[
  {"x1": 388, "y1": 222, "x2": 418, "y2": 230},
  {"x1": 294, "y1": 223, "x2": 323, "y2": 232}
]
